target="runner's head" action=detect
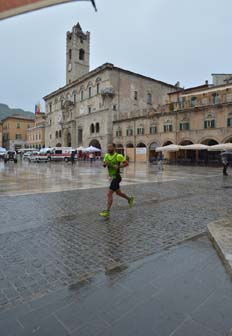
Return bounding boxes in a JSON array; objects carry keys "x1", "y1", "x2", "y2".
[{"x1": 108, "y1": 143, "x2": 116, "y2": 155}]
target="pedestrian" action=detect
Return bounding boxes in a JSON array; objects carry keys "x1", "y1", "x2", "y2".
[
  {"x1": 89, "y1": 152, "x2": 94, "y2": 164},
  {"x1": 99, "y1": 143, "x2": 134, "y2": 217},
  {"x1": 158, "y1": 152, "x2": 163, "y2": 170},
  {"x1": 222, "y1": 155, "x2": 229, "y2": 176},
  {"x1": 70, "y1": 150, "x2": 75, "y2": 165}
]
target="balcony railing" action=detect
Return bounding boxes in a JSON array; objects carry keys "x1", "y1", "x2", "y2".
[
  {"x1": 163, "y1": 95, "x2": 232, "y2": 113},
  {"x1": 101, "y1": 87, "x2": 115, "y2": 97}
]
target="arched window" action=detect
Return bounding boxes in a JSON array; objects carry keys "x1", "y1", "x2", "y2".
[
  {"x1": 97, "y1": 83, "x2": 100, "y2": 94},
  {"x1": 73, "y1": 92, "x2": 77, "y2": 104},
  {"x1": 69, "y1": 49, "x2": 72, "y2": 60},
  {"x1": 90, "y1": 124, "x2": 95, "y2": 134},
  {"x1": 164, "y1": 120, "x2": 173, "y2": 132},
  {"x1": 126, "y1": 128, "x2": 133, "y2": 136},
  {"x1": 227, "y1": 112, "x2": 232, "y2": 127},
  {"x1": 147, "y1": 93, "x2": 152, "y2": 105},
  {"x1": 179, "y1": 118, "x2": 190, "y2": 131},
  {"x1": 96, "y1": 123, "x2": 100, "y2": 133},
  {"x1": 116, "y1": 127, "x2": 122, "y2": 137},
  {"x1": 80, "y1": 90, "x2": 84, "y2": 101},
  {"x1": 59, "y1": 130, "x2": 62, "y2": 138},
  {"x1": 56, "y1": 131, "x2": 58, "y2": 139},
  {"x1": 204, "y1": 113, "x2": 216, "y2": 129},
  {"x1": 79, "y1": 49, "x2": 85, "y2": 61}
]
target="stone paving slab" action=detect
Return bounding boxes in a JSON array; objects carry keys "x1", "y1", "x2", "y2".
[
  {"x1": 208, "y1": 218, "x2": 232, "y2": 279},
  {"x1": 0, "y1": 166, "x2": 232, "y2": 312},
  {"x1": 1, "y1": 236, "x2": 231, "y2": 336}
]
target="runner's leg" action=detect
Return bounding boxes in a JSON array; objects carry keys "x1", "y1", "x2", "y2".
[
  {"x1": 116, "y1": 189, "x2": 130, "y2": 201},
  {"x1": 107, "y1": 189, "x2": 114, "y2": 210}
]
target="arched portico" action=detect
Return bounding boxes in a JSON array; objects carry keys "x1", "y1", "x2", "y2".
[
  {"x1": 125, "y1": 143, "x2": 134, "y2": 161},
  {"x1": 178, "y1": 140, "x2": 194, "y2": 162},
  {"x1": 199, "y1": 138, "x2": 219, "y2": 164},
  {"x1": 163, "y1": 140, "x2": 173, "y2": 146},
  {"x1": 149, "y1": 142, "x2": 159, "y2": 162},
  {"x1": 136, "y1": 143, "x2": 147, "y2": 162},
  {"x1": 89, "y1": 139, "x2": 101, "y2": 149},
  {"x1": 223, "y1": 136, "x2": 232, "y2": 143},
  {"x1": 67, "y1": 133, "x2": 71, "y2": 147}
]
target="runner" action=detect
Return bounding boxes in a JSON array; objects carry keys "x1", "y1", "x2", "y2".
[{"x1": 99, "y1": 144, "x2": 134, "y2": 217}]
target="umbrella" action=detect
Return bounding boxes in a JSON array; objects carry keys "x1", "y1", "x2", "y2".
[
  {"x1": 180, "y1": 144, "x2": 209, "y2": 150},
  {"x1": 84, "y1": 146, "x2": 101, "y2": 152},
  {"x1": 156, "y1": 144, "x2": 180, "y2": 152},
  {"x1": 0, "y1": 0, "x2": 97, "y2": 20},
  {"x1": 208, "y1": 143, "x2": 232, "y2": 151}
]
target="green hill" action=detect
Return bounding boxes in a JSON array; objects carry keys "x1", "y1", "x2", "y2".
[{"x1": 0, "y1": 103, "x2": 34, "y2": 121}]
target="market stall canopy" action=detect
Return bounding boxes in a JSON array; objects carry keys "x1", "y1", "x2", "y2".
[
  {"x1": 0, "y1": 147, "x2": 6, "y2": 152},
  {"x1": 76, "y1": 146, "x2": 85, "y2": 151},
  {"x1": 208, "y1": 143, "x2": 232, "y2": 151},
  {"x1": 85, "y1": 146, "x2": 101, "y2": 152},
  {"x1": 0, "y1": 0, "x2": 97, "y2": 20},
  {"x1": 180, "y1": 144, "x2": 209, "y2": 150},
  {"x1": 156, "y1": 144, "x2": 181, "y2": 152}
]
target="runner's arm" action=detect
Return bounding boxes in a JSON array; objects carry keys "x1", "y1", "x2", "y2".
[{"x1": 112, "y1": 159, "x2": 128, "y2": 169}]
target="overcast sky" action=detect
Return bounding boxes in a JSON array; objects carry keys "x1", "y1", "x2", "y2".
[{"x1": 0, "y1": 0, "x2": 232, "y2": 112}]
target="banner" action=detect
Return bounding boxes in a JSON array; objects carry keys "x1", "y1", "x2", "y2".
[
  {"x1": 136, "y1": 148, "x2": 147, "y2": 155},
  {"x1": 0, "y1": 0, "x2": 96, "y2": 20}
]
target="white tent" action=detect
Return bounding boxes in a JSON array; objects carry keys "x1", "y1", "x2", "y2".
[
  {"x1": 84, "y1": 146, "x2": 101, "y2": 152},
  {"x1": 76, "y1": 146, "x2": 85, "y2": 151},
  {"x1": 180, "y1": 144, "x2": 209, "y2": 150},
  {"x1": 208, "y1": 143, "x2": 232, "y2": 151},
  {"x1": 0, "y1": 147, "x2": 6, "y2": 153},
  {"x1": 156, "y1": 144, "x2": 180, "y2": 152}
]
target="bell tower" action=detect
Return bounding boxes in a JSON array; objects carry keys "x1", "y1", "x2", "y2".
[{"x1": 66, "y1": 23, "x2": 90, "y2": 84}]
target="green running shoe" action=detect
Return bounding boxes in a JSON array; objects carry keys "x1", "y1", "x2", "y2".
[
  {"x1": 128, "y1": 196, "x2": 134, "y2": 208},
  {"x1": 99, "y1": 210, "x2": 110, "y2": 217}
]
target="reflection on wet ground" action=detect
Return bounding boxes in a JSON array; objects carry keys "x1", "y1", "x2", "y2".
[
  {"x1": 0, "y1": 159, "x2": 221, "y2": 196},
  {"x1": 0, "y1": 159, "x2": 232, "y2": 336}
]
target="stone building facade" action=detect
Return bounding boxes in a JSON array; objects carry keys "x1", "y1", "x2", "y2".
[
  {"x1": 44, "y1": 23, "x2": 177, "y2": 152},
  {"x1": 26, "y1": 113, "x2": 46, "y2": 149},
  {"x1": 2, "y1": 116, "x2": 34, "y2": 150},
  {"x1": 113, "y1": 81, "x2": 232, "y2": 162}
]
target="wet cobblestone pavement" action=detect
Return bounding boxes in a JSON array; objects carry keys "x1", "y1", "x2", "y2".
[{"x1": 0, "y1": 161, "x2": 232, "y2": 314}]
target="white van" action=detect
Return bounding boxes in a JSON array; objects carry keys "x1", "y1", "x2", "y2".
[{"x1": 32, "y1": 147, "x2": 77, "y2": 162}]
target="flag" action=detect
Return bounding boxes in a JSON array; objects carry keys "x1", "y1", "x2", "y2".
[
  {"x1": 35, "y1": 103, "x2": 41, "y2": 114},
  {"x1": 0, "y1": 0, "x2": 97, "y2": 20}
]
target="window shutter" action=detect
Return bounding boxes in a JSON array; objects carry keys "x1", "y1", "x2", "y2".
[
  {"x1": 204, "y1": 121, "x2": 207, "y2": 129},
  {"x1": 211, "y1": 120, "x2": 215, "y2": 128},
  {"x1": 179, "y1": 123, "x2": 182, "y2": 131},
  {"x1": 170, "y1": 125, "x2": 173, "y2": 132},
  {"x1": 227, "y1": 118, "x2": 230, "y2": 127},
  {"x1": 186, "y1": 123, "x2": 189, "y2": 130}
]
